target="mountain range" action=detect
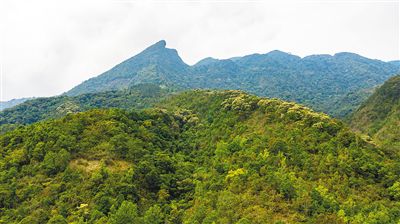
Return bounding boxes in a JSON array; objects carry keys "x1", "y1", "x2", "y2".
[
  {"x1": 66, "y1": 40, "x2": 400, "y2": 117},
  {"x1": 0, "y1": 40, "x2": 400, "y2": 223},
  {"x1": 2, "y1": 40, "x2": 399, "y2": 118}
]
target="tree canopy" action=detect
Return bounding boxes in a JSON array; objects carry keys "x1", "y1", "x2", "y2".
[{"x1": 0, "y1": 90, "x2": 399, "y2": 223}]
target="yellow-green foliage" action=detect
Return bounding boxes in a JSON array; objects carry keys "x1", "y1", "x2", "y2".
[
  {"x1": 351, "y1": 75, "x2": 400, "y2": 152},
  {"x1": 0, "y1": 90, "x2": 398, "y2": 223}
]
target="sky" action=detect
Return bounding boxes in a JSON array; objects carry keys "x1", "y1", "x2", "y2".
[{"x1": 0, "y1": 0, "x2": 399, "y2": 101}]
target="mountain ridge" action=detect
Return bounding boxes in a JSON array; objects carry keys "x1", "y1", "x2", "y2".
[
  {"x1": 66, "y1": 40, "x2": 190, "y2": 96},
  {"x1": 0, "y1": 84, "x2": 173, "y2": 133},
  {"x1": 0, "y1": 98, "x2": 33, "y2": 111},
  {"x1": 65, "y1": 40, "x2": 400, "y2": 118}
]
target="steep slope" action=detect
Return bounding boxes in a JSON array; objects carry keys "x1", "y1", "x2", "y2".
[
  {"x1": 65, "y1": 40, "x2": 400, "y2": 117},
  {"x1": 0, "y1": 84, "x2": 172, "y2": 133},
  {"x1": 0, "y1": 90, "x2": 399, "y2": 223},
  {"x1": 350, "y1": 75, "x2": 400, "y2": 151},
  {"x1": 67, "y1": 40, "x2": 190, "y2": 96}
]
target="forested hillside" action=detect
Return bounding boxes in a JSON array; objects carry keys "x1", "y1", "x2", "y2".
[
  {"x1": 0, "y1": 84, "x2": 172, "y2": 133},
  {"x1": 67, "y1": 41, "x2": 190, "y2": 96},
  {"x1": 66, "y1": 40, "x2": 400, "y2": 117},
  {"x1": 1, "y1": 90, "x2": 399, "y2": 223},
  {"x1": 350, "y1": 75, "x2": 400, "y2": 152}
]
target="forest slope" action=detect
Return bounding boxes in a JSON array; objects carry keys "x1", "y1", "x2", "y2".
[
  {"x1": 0, "y1": 90, "x2": 399, "y2": 223},
  {"x1": 350, "y1": 75, "x2": 400, "y2": 152}
]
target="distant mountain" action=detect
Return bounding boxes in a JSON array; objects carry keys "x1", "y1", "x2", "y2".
[
  {"x1": 389, "y1": 60, "x2": 400, "y2": 67},
  {"x1": 350, "y1": 75, "x2": 400, "y2": 152},
  {"x1": 1, "y1": 90, "x2": 399, "y2": 223},
  {"x1": 0, "y1": 97, "x2": 32, "y2": 111},
  {"x1": 193, "y1": 57, "x2": 220, "y2": 67},
  {"x1": 66, "y1": 40, "x2": 400, "y2": 118},
  {"x1": 0, "y1": 84, "x2": 172, "y2": 133}
]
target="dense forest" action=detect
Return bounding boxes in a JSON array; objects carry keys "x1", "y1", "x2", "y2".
[
  {"x1": 1, "y1": 90, "x2": 399, "y2": 223},
  {"x1": 0, "y1": 84, "x2": 173, "y2": 133},
  {"x1": 350, "y1": 75, "x2": 400, "y2": 153}
]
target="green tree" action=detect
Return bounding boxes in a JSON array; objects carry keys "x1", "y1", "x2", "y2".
[
  {"x1": 143, "y1": 205, "x2": 164, "y2": 224},
  {"x1": 109, "y1": 201, "x2": 141, "y2": 224},
  {"x1": 43, "y1": 149, "x2": 70, "y2": 175}
]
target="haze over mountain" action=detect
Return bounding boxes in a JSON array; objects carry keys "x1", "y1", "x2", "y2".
[
  {"x1": 0, "y1": 84, "x2": 172, "y2": 133},
  {"x1": 389, "y1": 60, "x2": 400, "y2": 67},
  {"x1": 66, "y1": 40, "x2": 400, "y2": 117},
  {"x1": 0, "y1": 98, "x2": 32, "y2": 111}
]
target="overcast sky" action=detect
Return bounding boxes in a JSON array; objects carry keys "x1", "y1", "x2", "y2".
[{"x1": 1, "y1": 0, "x2": 399, "y2": 101}]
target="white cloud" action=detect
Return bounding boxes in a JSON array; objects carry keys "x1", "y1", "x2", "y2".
[{"x1": 1, "y1": 0, "x2": 399, "y2": 100}]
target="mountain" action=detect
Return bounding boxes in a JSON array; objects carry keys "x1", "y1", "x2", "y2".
[
  {"x1": 389, "y1": 60, "x2": 400, "y2": 67},
  {"x1": 0, "y1": 90, "x2": 399, "y2": 223},
  {"x1": 191, "y1": 52, "x2": 400, "y2": 117},
  {"x1": 193, "y1": 57, "x2": 220, "y2": 67},
  {"x1": 0, "y1": 98, "x2": 32, "y2": 111},
  {"x1": 67, "y1": 40, "x2": 190, "y2": 96},
  {"x1": 0, "y1": 84, "x2": 172, "y2": 133},
  {"x1": 66, "y1": 41, "x2": 400, "y2": 118},
  {"x1": 350, "y1": 75, "x2": 400, "y2": 152}
]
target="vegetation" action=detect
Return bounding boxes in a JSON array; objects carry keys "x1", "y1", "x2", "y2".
[
  {"x1": 326, "y1": 88, "x2": 375, "y2": 119},
  {"x1": 0, "y1": 98, "x2": 32, "y2": 111},
  {"x1": 350, "y1": 75, "x2": 400, "y2": 152},
  {"x1": 0, "y1": 90, "x2": 399, "y2": 223},
  {"x1": 2, "y1": 42, "x2": 399, "y2": 133},
  {"x1": 0, "y1": 84, "x2": 173, "y2": 133},
  {"x1": 66, "y1": 40, "x2": 400, "y2": 118},
  {"x1": 67, "y1": 40, "x2": 190, "y2": 96}
]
